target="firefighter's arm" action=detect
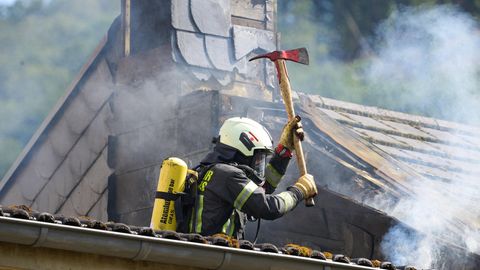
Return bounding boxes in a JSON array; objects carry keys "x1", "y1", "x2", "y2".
[
  {"x1": 226, "y1": 169, "x2": 304, "y2": 220},
  {"x1": 264, "y1": 117, "x2": 303, "y2": 193},
  {"x1": 264, "y1": 147, "x2": 291, "y2": 194}
]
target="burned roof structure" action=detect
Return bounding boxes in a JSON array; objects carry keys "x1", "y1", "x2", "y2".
[{"x1": 0, "y1": 0, "x2": 479, "y2": 269}]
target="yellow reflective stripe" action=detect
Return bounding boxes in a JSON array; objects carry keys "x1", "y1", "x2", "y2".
[
  {"x1": 278, "y1": 191, "x2": 296, "y2": 213},
  {"x1": 227, "y1": 215, "x2": 236, "y2": 236},
  {"x1": 195, "y1": 195, "x2": 204, "y2": 233},
  {"x1": 221, "y1": 218, "x2": 230, "y2": 234},
  {"x1": 221, "y1": 212, "x2": 236, "y2": 236},
  {"x1": 265, "y1": 163, "x2": 283, "y2": 187},
  {"x1": 233, "y1": 181, "x2": 257, "y2": 210}
]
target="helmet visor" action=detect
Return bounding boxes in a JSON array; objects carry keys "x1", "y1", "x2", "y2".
[{"x1": 252, "y1": 151, "x2": 269, "y2": 178}]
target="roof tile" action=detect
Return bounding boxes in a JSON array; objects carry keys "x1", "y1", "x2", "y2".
[
  {"x1": 48, "y1": 117, "x2": 79, "y2": 157},
  {"x1": 171, "y1": 0, "x2": 196, "y2": 32},
  {"x1": 33, "y1": 139, "x2": 63, "y2": 180},
  {"x1": 51, "y1": 160, "x2": 76, "y2": 198},
  {"x1": 86, "y1": 191, "x2": 108, "y2": 222},
  {"x1": 319, "y1": 108, "x2": 355, "y2": 124},
  {"x1": 64, "y1": 93, "x2": 97, "y2": 135},
  {"x1": 232, "y1": 25, "x2": 275, "y2": 60},
  {"x1": 341, "y1": 113, "x2": 396, "y2": 132},
  {"x1": 57, "y1": 197, "x2": 82, "y2": 217},
  {"x1": 176, "y1": 30, "x2": 212, "y2": 68},
  {"x1": 70, "y1": 181, "x2": 101, "y2": 216},
  {"x1": 85, "y1": 104, "x2": 112, "y2": 155},
  {"x1": 66, "y1": 137, "x2": 97, "y2": 180},
  {"x1": 0, "y1": 182, "x2": 31, "y2": 206},
  {"x1": 205, "y1": 35, "x2": 236, "y2": 71},
  {"x1": 19, "y1": 168, "x2": 48, "y2": 202},
  {"x1": 191, "y1": 0, "x2": 231, "y2": 37},
  {"x1": 84, "y1": 149, "x2": 111, "y2": 194},
  {"x1": 31, "y1": 181, "x2": 65, "y2": 213},
  {"x1": 420, "y1": 127, "x2": 475, "y2": 148},
  {"x1": 80, "y1": 59, "x2": 114, "y2": 112},
  {"x1": 378, "y1": 119, "x2": 436, "y2": 140},
  {"x1": 427, "y1": 142, "x2": 480, "y2": 162},
  {"x1": 353, "y1": 128, "x2": 408, "y2": 147}
]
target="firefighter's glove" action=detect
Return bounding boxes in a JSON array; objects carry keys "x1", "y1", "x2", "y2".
[
  {"x1": 278, "y1": 116, "x2": 304, "y2": 151},
  {"x1": 293, "y1": 174, "x2": 317, "y2": 199}
]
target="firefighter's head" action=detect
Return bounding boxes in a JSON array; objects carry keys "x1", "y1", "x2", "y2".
[{"x1": 215, "y1": 117, "x2": 273, "y2": 177}]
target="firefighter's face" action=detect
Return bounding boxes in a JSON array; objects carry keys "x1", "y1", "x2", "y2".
[{"x1": 252, "y1": 151, "x2": 268, "y2": 178}]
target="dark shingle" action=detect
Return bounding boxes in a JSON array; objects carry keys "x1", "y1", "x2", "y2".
[
  {"x1": 80, "y1": 59, "x2": 114, "y2": 112},
  {"x1": 171, "y1": 0, "x2": 196, "y2": 32},
  {"x1": 176, "y1": 30, "x2": 212, "y2": 68},
  {"x1": 86, "y1": 191, "x2": 108, "y2": 222},
  {"x1": 19, "y1": 167, "x2": 48, "y2": 202},
  {"x1": 205, "y1": 35, "x2": 236, "y2": 72},
  {"x1": 64, "y1": 94, "x2": 97, "y2": 135},
  {"x1": 232, "y1": 25, "x2": 275, "y2": 60},
  {"x1": 49, "y1": 118, "x2": 79, "y2": 158},
  {"x1": 85, "y1": 105, "x2": 112, "y2": 155},
  {"x1": 191, "y1": 0, "x2": 231, "y2": 37},
  {"x1": 31, "y1": 180, "x2": 64, "y2": 213}
]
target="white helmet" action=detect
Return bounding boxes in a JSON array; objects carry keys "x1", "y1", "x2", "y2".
[{"x1": 218, "y1": 117, "x2": 273, "y2": 157}]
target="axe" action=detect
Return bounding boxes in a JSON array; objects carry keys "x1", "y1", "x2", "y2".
[{"x1": 249, "y1": 48, "x2": 316, "y2": 207}]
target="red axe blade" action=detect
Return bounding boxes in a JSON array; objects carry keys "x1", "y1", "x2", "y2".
[{"x1": 249, "y1": 47, "x2": 309, "y2": 65}]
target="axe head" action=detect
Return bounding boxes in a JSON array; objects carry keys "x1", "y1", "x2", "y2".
[{"x1": 249, "y1": 47, "x2": 309, "y2": 65}]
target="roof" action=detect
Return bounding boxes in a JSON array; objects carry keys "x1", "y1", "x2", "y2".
[
  {"x1": 0, "y1": 205, "x2": 407, "y2": 270},
  {"x1": 297, "y1": 93, "x2": 480, "y2": 249}
]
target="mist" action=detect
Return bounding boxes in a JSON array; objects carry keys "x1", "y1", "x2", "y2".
[{"x1": 363, "y1": 5, "x2": 480, "y2": 268}]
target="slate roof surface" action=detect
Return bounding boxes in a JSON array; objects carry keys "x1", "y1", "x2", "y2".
[
  {"x1": 306, "y1": 95, "x2": 480, "y2": 187},
  {"x1": 171, "y1": 0, "x2": 276, "y2": 86},
  {"x1": 300, "y1": 94, "x2": 480, "y2": 231}
]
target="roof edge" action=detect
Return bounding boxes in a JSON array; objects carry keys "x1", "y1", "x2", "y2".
[{"x1": 0, "y1": 217, "x2": 375, "y2": 270}]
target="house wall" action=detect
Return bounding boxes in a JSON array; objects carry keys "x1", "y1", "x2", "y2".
[{"x1": 0, "y1": 241, "x2": 203, "y2": 270}]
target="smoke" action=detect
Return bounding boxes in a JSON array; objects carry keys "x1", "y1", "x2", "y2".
[
  {"x1": 363, "y1": 5, "x2": 480, "y2": 268},
  {"x1": 364, "y1": 5, "x2": 480, "y2": 123}
]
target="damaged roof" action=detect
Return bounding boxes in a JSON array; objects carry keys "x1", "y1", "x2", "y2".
[
  {"x1": 297, "y1": 93, "x2": 480, "y2": 233},
  {"x1": 303, "y1": 94, "x2": 480, "y2": 192}
]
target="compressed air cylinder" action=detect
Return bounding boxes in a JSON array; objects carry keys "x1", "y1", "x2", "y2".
[{"x1": 150, "y1": 157, "x2": 188, "y2": 231}]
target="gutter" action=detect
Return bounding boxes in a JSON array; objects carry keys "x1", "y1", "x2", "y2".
[{"x1": 0, "y1": 217, "x2": 375, "y2": 270}]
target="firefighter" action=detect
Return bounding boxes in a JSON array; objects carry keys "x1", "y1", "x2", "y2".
[{"x1": 187, "y1": 117, "x2": 317, "y2": 238}]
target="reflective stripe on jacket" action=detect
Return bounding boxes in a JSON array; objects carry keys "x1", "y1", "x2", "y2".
[{"x1": 190, "y1": 153, "x2": 303, "y2": 237}]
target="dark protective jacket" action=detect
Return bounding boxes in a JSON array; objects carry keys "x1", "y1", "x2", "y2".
[{"x1": 187, "y1": 145, "x2": 304, "y2": 237}]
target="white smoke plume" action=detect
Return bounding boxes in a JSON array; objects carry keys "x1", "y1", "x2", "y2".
[{"x1": 364, "y1": 5, "x2": 480, "y2": 269}]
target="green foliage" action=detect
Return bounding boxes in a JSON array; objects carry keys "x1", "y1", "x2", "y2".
[{"x1": 0, "y1": 0, "x2": 119, "y2": 178}]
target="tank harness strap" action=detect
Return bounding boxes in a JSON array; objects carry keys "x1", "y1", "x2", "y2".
[{"x1": 155, "y1": 191, "x2": 186, "y2": 201}]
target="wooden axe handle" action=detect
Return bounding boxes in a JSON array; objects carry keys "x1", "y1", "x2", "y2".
[{"x1": 276, "y1": 59, "x2": 315, "y2": 207}]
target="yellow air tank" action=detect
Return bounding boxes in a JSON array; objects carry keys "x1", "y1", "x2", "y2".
[{"x1": 150, "y1": 157, "x2": 188, "y2": 231}]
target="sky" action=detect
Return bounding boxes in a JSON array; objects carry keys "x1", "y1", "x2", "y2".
[{"x1": 0, "y1": 0, "x2": 15, "y2": 5}]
